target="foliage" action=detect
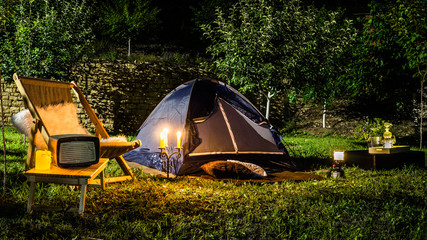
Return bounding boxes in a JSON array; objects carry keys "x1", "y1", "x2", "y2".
[
  {"x1": 387, "y1": 0, "x2": 426, "y2": 78},
  {"x1": 354, "y1": 117, "x2": 386, "y2": 141},
  {"x1": 1, "y1": 124, "x2": 427, "y2": 239},
  {"x1": 202, "y1": 0, "x2": 357, "y2": 106},
  {"x1": 0, "y1": 0, "x2": 95, "y2": 82},
  {"x1": 291, "y1": 7, "x2": 358, "y2": 104},
  {"x1": 348, "y1": 0, "x2": 425, "y2": 113},
  {"x1": 202, "y1": 0, "x2": 278, "y2": 95},
  {"x1": 99, "y1": 0, "x2": 159, "y2": 55},
  {"x1": 190, "y1": 0, "x2": 238, "y2": 32},
  {"x1": 349, "y1": 0, "x2": 426, "y2": 146},
  {"x1": 0, "y1": 0, "x2": 15, "y2": 32},
  {"x1": 387, "y1": 0, "x2": 427, "y2": 149}
]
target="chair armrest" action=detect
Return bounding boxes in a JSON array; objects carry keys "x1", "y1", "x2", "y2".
[{"x1": 99, "y1": 140, "x2": 141, "y2": 159}]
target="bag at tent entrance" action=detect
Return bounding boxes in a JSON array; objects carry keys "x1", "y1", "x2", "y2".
[{"x1": 123, "y1": 79, "x2": 295, "y2": 176}]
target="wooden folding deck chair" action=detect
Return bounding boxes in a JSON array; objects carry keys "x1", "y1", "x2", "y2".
[{"x1": 13, "y1": 73, "x2": 141, "y2": 186}]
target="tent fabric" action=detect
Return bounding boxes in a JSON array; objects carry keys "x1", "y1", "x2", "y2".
[
  {"x1": 123, "y1": 83, "x2": 192, "y2": 172},
  {"x1": 124, "y1": 79, "x2": 294, "y2": 175},
  {"x1": 190, "y1": 99, "x2": 283, "y2": 155}
]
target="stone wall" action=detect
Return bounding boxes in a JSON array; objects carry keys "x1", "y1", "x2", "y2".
[
  {"x1": 1, "y1": 59, "x2": 215, "y2": 135},
  {"x1": 1, "y1": 82, "x2": 26, "y2": 122}
]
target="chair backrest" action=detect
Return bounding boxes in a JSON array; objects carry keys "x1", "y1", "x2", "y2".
[
  {"x1": 16, "y1": 75, "x2": 74, "y2": 107},
  {"x1": 13, "y1": 74, "x2": 76, "y2": 141},
  {"x1": 14, "y1": 73, "x2": 110, "y2": 140}
]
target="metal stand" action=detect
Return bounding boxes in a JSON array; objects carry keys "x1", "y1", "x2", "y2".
[
  {"x1": 328, "y1": 164, "x2": 345, "y2": 178},
  {"x1": 159, "y1": 147, "x2": 181, "y2": 179}
]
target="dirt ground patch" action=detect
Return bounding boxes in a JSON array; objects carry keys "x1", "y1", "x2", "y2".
[
  {"x1": 291, "y1": 100, "x2": 417, "y2": 140},
  {"x1": 194, "y1": 170, "x2": 324, "y2": 184}
]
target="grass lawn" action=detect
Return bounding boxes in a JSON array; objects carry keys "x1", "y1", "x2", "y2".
[{"x1": 0, "y1": 126, "x2": 426, "y2": 239}]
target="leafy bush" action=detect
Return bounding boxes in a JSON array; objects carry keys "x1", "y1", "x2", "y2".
[
  {"x1": 98, "y1": 0, "x2": 159, "y2": 56},
  {"x1": 0, "y1": 0, "x2": 95, "y2": 82},
  {"x1": 354, "y1": 117, "x2": 386, "y2": 141}
]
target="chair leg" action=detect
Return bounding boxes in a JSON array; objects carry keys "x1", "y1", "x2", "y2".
[
  {"x1": 115, "y1": 155, "x2": 134, "y2": 178},
  {"x1": 78, "y1": 184, "x2": 87, "y2": 215},
  {"x1": 26, "y1": 119, "x2": 40, "y2": 170},
  {"x1": 101, "y1": 170, "x2": 105, "y2": 190},
  {"x1": 27, "y1": 181, "x2": 36, "y2": 214}
]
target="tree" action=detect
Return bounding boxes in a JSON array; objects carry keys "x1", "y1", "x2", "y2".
[
  {"x1": 0, "y1": 70, "x2": 5, "y2": 193},
  {"x1": 202, "y1": 0, "x2": 279, "y2": 119},
  {"x1": 0, "y1": 0, "x2": 15, "y2": 32},
  {"x1": 100, "y1": 0, "x2": 159, "y2": 57},
  {"x1": 0, "y1": 1, "x2": 16, "y2": 193},
  {"x1": 353, "y1": 0, "x2": 426, "y2": 148},
  {"x1": 191, "y1": 0, "x2": 238, "y2": 31},
  {"x1": 290, "y1": 7, "x2": 357, "y2": 127},
  {"x1": 0, "y1": 0, "x2": 95, "y2": 82},
  {"x1": 388, "y1": 0, "x2": 426, "y2": 149},
  {"x1": 202, "y1": 0, "x2": 357, "y2": 122}
]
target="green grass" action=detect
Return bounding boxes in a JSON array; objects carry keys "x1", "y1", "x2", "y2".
[
  {"x1": 283, "y1": 135, "x2": 368, "y2": 169},
  {"x1": 1, "y1": 127, "x2": 426, "y2": 239}
]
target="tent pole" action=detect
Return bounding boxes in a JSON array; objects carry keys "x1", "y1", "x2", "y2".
[{"x1": 218, "y1": 100, "x2": 238, "y2": 154}]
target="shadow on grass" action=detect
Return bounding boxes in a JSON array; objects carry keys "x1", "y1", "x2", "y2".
[
  {"x1": 292, "y1": 157, "x2": 333, "y2": 171},
  {"x1": 0, "y1": 201, "x2": 26, "y2": 218}
]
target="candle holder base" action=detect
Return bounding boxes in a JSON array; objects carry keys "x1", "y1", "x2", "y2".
[
  {"x1": 159, "y1": 147, "x2": 181, "y2": 179},
  {"x1": 327, "y1": 165, "x2": 345, "y2": 178}
]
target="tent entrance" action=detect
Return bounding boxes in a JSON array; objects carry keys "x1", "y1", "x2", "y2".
[{"x1": 189, "y1": 99, "x2": 284, "y2": 157}]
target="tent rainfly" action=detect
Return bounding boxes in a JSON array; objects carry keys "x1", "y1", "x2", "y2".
[{"x1": 124, "y1": 79, "x2": 295, "y2": 175}]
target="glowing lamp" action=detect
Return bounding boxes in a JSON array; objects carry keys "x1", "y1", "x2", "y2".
[
  {"x1": 333, "y1": 150, "x2": 345, "y2": 161},
  {"x1": 329, "y1": 150, "x2": 345, "y2": 178}
]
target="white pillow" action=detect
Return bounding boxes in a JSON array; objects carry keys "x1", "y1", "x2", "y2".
[
  {"x1": 227, "y1": 160, "x2": 267, "y2": 178},
  {"x1": 11, "y1": 103, "x2": 90, "y2": 149}
]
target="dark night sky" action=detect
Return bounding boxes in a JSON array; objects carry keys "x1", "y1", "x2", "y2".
[{"x1": 145, "y1": 0, "x2": 371, "y2": 48}]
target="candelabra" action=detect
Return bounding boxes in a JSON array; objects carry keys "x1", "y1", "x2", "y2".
[{"x1": 159, "y1": 147, "x2": 181, "y2": 179}]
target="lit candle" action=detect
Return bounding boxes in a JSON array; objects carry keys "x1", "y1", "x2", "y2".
[
  {"x1": 160, "y1": 131, "x2": 165, "y2": 148},
  {"x1": 164, "y1": 128, "x2": 168, "y2": 147},
  {"x1": 160, "y1": 128, "x2": 168, "y2": 148},
  {"x1": 177, "y1": 131, "x2": 182, "y2": 148}
]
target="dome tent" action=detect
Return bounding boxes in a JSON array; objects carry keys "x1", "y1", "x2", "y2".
[{"x1": 124, "y1": 79, "x2": 295, "y2": 175}]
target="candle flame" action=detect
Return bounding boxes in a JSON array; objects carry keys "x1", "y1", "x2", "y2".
[
  {"x1": 160, "y1": 128, "x2": 169, "y2": 148},
  {"x1": 176, "y1": 131, "x2": 182, "y2": 148}
]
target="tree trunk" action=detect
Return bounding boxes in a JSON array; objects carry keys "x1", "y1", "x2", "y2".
[
  {"x1": 1, "y1": 71, "x2": 6, "y2": 193},
  {"x1": 128, "y1": 37, "x2": 131, "y2": 57},
  {"x1": 420, "y1": 79, "x2": 423, "y2": 150},
  {"x1": 322, "y1": 101, "x2": 327, "y2": 128},
  {"x1": 419, "y1": 65, "x2": 427, "y2": 150},
  {"x1": 413, "y1": 96, "x2": 419, "y2": 144},
  {"x1": 265, "y1": 91, "x2": 275, "y2": 120}
]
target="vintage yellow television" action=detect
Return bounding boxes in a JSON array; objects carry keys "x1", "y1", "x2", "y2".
[{"x1": 48, "y1": 134, "x2": 100, "y2": 168}]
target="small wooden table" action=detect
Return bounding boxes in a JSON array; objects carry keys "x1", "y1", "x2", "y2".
[
  {"x1": 368, "y1": 146, "x2": 410, "y2": 169},
  {"x1": 25, "y1": 158, "x2": 108, "y2": 215}
]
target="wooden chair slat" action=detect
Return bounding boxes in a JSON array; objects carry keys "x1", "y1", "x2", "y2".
[{"x1": 22, "y1": 82, "x2": 73, "y2": 107}]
